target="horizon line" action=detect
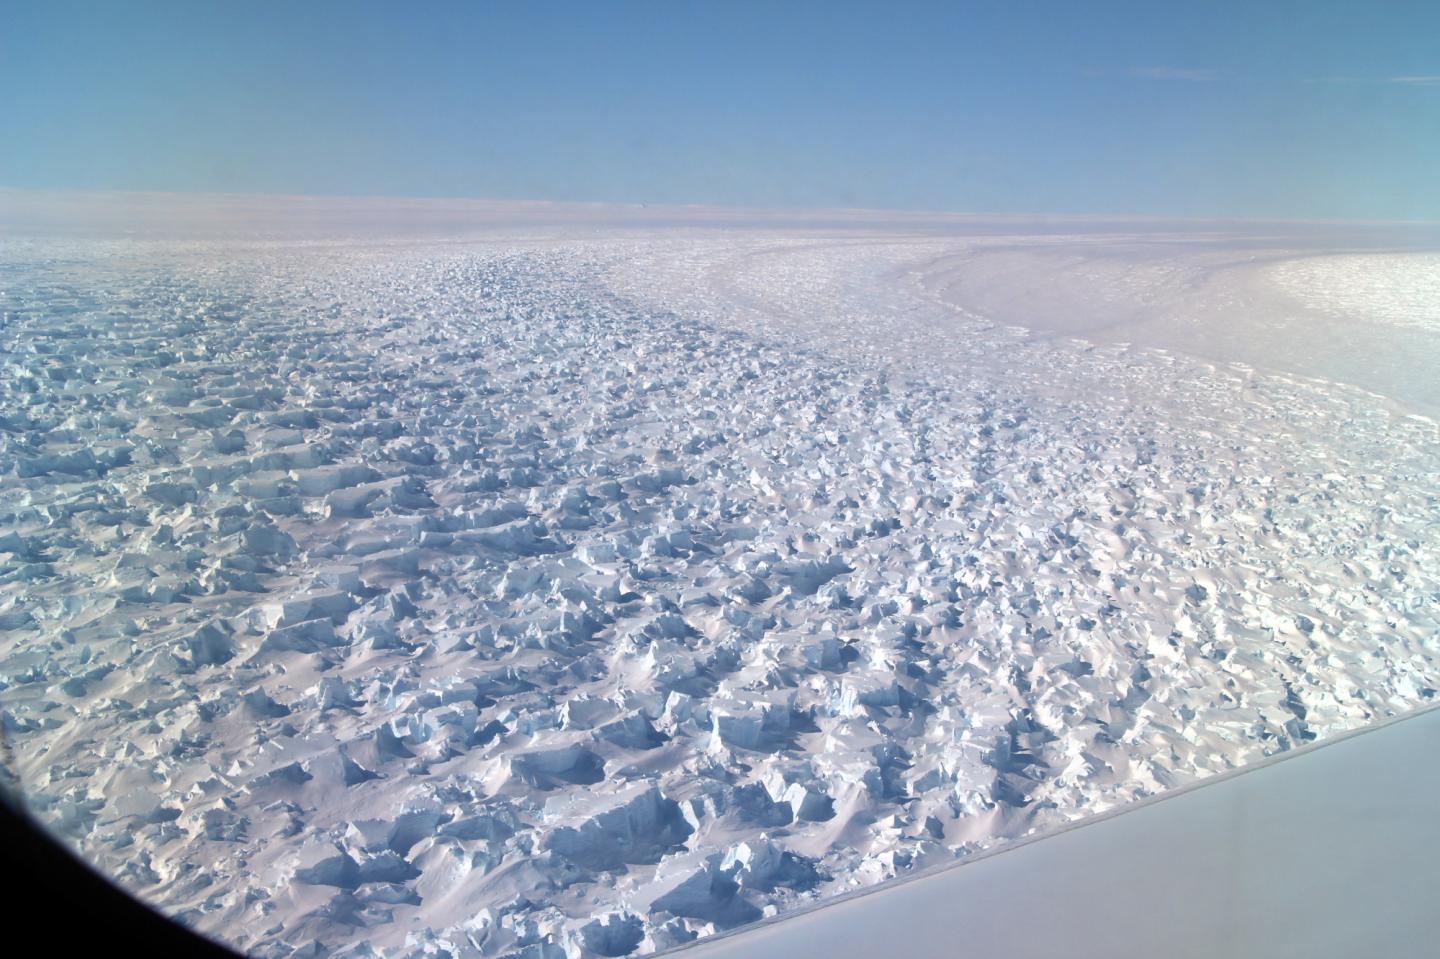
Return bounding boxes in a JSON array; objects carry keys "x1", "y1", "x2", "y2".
[{"x1": 4, "y1": 185, "x2": 1440, "y2": 230}]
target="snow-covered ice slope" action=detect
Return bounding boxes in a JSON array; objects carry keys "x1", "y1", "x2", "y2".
[{"x1": 1, "y1": 206, "x2": 1438, "y2": 958}]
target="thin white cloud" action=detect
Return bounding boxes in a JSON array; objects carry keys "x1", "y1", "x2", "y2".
[
  {"x1": 1131, "y1": 66, "x2": 1216, "y2": 82},
  {"x1": 1305, "y1": 74, "x2": 1440, "y2": 86}
]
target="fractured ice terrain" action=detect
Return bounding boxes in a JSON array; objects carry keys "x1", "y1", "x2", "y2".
[{"x1": 1, "y1": 224, "x2": 1438, "y2": 958}]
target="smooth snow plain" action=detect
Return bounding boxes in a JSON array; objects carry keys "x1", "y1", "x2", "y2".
[{"x1": 2, "y1": 198, "x2": 1438, "y2": 958}]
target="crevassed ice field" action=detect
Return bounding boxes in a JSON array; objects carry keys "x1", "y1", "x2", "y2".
[{"x1": 2, "y1": 212, "x2": 1438, "y2": 958}]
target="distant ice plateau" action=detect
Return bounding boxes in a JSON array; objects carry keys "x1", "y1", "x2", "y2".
[{"x1": 1, "y1": 199, "x2": 1438, "y2": 958}]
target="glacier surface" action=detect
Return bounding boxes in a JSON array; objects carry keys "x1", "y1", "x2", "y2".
[{"x1": 2, "y1": 211, "x2": 1438, "y2": 958}]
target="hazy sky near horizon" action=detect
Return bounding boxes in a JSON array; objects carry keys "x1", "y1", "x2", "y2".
[{"x1": 3, "y1": 1, "x2": 1438, "y2": 220}]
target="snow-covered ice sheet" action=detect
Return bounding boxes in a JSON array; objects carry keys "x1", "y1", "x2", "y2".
[
  {"x1": 1, "y1": 204, "x2": 1438, "y2": 958},
  {"x1": 674, "y1": 705, "x2": 1440, "y2": 959}
]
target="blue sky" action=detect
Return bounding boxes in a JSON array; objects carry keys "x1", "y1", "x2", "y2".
[{"x1": 3, "y1": 1, "x2": 1437, "y2": 219}]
